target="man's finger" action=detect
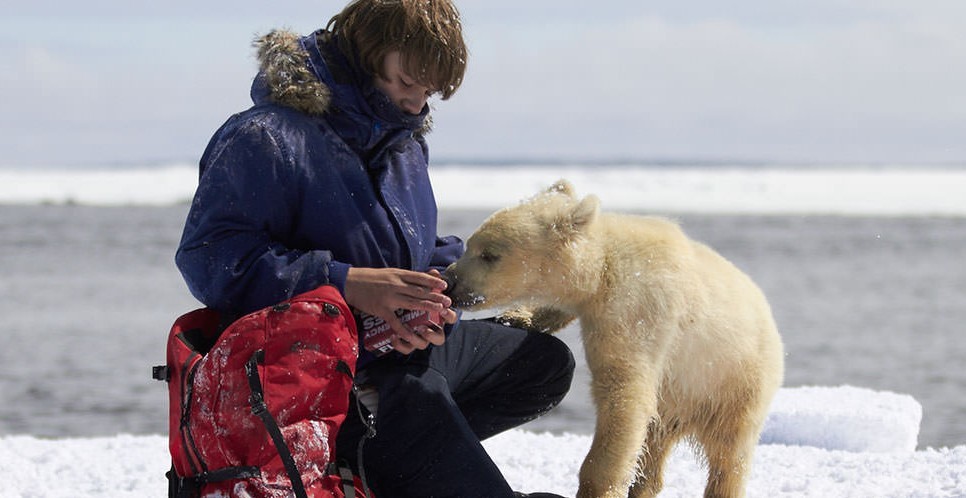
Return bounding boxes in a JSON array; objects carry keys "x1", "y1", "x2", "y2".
[
  {"x1": 411, "y1": 323, "x2": 445, "y2": 346},
  {"x1": 390, "y1": 335, "x2": 416, "y2": 354},
  {"x1": 439, "y1": 307, "x2": 458, "y2": 325},
  {"x1": 386, "y1": 314, "x2": 429, "y2": 350},
  {"x1": 401, "y1": 271, "x2": 448, "y2": 292}
]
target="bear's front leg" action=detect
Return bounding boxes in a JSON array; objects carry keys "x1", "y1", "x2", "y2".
[
  {"x1": 577, "y1": 363, "x2": 658, "y2": 498},
  {"x1": 496, "y1": 306, "x2": 576, "y2": 334}
]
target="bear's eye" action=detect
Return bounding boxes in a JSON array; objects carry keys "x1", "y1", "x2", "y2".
[{"x1": 479, "y1": 250, "x2": 501, "y2": 264}]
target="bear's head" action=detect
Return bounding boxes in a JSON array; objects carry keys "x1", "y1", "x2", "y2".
[{"x1": 445, "y1": 179, "x2": 602, "y2": 311}]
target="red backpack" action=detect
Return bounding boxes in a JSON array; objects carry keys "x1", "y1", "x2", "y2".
[{"x1": 153, "y1": 285, "x2": 371, "y2": 497}]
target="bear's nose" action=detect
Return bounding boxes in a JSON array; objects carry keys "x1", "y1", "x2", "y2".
[{"x1": 441, "y1": 268, "x2": 457, "y2": 299}]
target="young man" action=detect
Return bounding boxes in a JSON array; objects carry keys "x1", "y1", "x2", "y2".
[{"x1": 176, "y1": 1, "x2": 574, "y2": 496}]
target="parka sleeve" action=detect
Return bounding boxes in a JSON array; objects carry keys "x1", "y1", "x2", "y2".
[
  {"x1": 175, "y1": 118, "x2": 349, "y2": 314},
  {"x1": 430, "y1": 235, "x2": 464, "y2": 272}
]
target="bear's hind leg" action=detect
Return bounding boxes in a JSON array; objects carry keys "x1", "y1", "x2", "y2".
[
  {"x1": 627, "y1": 418, "x2": 684, "y2": 498},
  {"x1": 696, "y1": 412, "x2": 760, "y2": 498}
]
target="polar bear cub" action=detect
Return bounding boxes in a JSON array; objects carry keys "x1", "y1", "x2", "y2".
[{"x1": 445, "y1": 180, "x2": 784, "y2": 498}]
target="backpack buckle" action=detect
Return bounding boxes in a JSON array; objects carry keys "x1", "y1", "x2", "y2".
[{"x1": 152, "y1": 365, "x2": 170, "y2": 382}]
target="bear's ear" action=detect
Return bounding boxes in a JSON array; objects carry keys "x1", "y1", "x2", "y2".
[
  {"x1": 570, "y1": 194, "x2": 600, "y2": 232},
  {"x1": 549, "y1": 194, "x2": 600, "y2": 237},
  {"x1": 546, "y1": 179, "x2": 576, "y2": 198}
]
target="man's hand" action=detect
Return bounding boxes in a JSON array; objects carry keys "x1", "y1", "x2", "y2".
[{"x1": 344, "y1": 267, "x2": 457, "y2": 354}]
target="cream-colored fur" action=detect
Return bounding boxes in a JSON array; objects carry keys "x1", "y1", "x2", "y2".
[{"x1": 445, "y1": 180, "x2": 784, "y2": 498}]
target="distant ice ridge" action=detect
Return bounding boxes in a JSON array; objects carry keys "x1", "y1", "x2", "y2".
[
  {"x1": 0, "y1": 164, "x2": 198, "y2": 206},
  {"x1": 430, "y1": 164, "x2": 966, "y2": 216},
  {"x1": 2, "y1": 163, "x2": 966, "y2": 216}
]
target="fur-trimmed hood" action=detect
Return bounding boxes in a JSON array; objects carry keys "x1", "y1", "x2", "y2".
[
  {"x1": 251, "y1": 29, "x2": 431, "y2": 134},
  {"x1": 253, "y1": 30, "x2": 332, "y2": 117}
]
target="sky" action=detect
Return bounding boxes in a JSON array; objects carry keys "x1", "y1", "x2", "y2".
[{"x1": 2, "y1": 1, "x2": 965, "y2": 167}]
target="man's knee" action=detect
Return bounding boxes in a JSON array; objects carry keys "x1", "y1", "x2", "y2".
[
  {"x1": 378, "y1": 366, "x2": 453, "y2": 424},
  {"x1": 521, "y1": 332, "x2": 576, "y2": 402}
]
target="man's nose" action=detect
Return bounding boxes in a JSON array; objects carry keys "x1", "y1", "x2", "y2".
[{"x1": 403, "y1": 88, "x2": 430, "y2": 114}]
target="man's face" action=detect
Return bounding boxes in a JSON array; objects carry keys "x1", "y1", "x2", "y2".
[{"x1": 373, "y1": 51, "x2": 435, "y2": 115}]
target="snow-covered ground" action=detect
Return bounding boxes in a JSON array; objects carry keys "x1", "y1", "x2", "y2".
[{"x1": 2, "y1": 386, "x2": 963, "y2": 497}]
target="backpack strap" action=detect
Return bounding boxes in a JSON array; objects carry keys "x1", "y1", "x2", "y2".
[
  {"x1": 245, "y1": 350, "x2": 309, "y2": 498},
  {"x1": 165, "y1": 463, "x2": 261, "y2": 498},
  {"x1": 344, "y1": 362, "x2": 376, "y2": 498},
  {"x1": 325, "y1": 462, "x2": 359, "y2": 498}
]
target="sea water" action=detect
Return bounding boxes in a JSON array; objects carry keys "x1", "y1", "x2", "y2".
[{"x1": 1, "y1": 202, "x2": 964, "y2": 449}]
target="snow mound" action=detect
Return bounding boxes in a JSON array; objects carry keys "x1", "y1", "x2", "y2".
[{"x1": 761, "y1": 385, "x2": 922, "y2": 453}]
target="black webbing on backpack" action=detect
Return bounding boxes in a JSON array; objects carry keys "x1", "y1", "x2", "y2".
[
  {"x1": 342, "y1": 359, "x2": 375, "y2": 498},
  {"x1": 245, "y1": 350, "x2": 309, "y2": 498},
  {"x1": 338, "y1": 464, "x2": 358, "y2": 498},
  {"x1": 166, "y1": 464, "x2": 262, "y2": 498}
]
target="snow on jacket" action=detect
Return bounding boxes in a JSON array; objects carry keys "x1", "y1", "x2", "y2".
[{"x1": 176, "y1": 29, "x2": 464, "y2": 364}]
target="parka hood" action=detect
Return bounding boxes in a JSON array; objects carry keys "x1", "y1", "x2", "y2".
[
  {"x1": 251, "y1": 29, "x2": 431, "y2": 135},
  {"x1": 253, "y1": 29, "x2": 331, "y2": 117}
]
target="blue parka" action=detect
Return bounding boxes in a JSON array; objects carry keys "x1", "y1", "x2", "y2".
[{"x1": 176, "y1": 30, "x2": 463, "y2": 363}]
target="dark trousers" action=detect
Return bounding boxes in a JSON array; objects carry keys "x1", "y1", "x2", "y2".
[{"x1": 336, "y1": 318, "x2": 576, "y2": 498}]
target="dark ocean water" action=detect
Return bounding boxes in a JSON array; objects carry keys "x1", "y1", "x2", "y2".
[{"x1": 1, "y1": 204, "x2": 963, "y2": 449}]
